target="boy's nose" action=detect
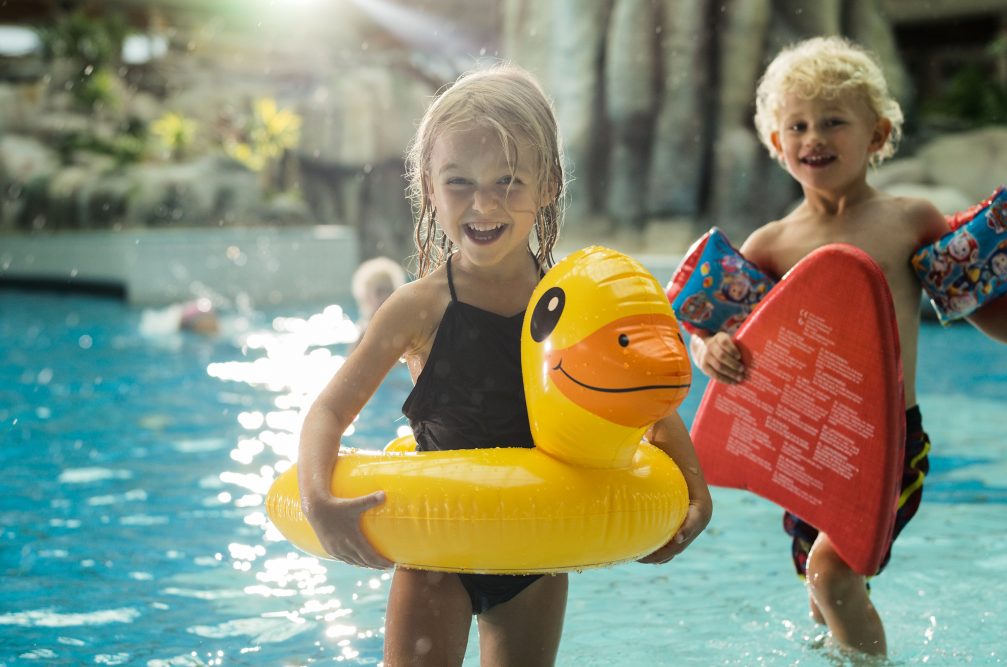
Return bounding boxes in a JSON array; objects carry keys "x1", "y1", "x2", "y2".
[{"x1": 804, "y1": 132, "x2": 825, "y2": 150}]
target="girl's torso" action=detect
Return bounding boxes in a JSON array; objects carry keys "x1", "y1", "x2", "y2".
[{"x1": 402, "y1": 254, "x2": 539, "y2": 451}]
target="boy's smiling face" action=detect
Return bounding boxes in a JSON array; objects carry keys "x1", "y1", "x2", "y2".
[{"x1": 771, "y1": 90, "x2": 891, "y2": 193}]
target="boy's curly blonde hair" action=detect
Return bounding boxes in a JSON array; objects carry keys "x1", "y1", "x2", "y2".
[{"x1": 754, "y1": 36, "x2": 903, "y2": 168}]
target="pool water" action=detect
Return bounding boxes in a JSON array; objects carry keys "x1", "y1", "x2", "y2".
[{"x1": 1, "y1": 290, "x2": 1005, "y2": 666}]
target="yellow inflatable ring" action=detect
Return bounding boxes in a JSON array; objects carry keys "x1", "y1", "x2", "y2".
[{"x1": 266, "y1": 246, "x2": 693, "y2": 574}]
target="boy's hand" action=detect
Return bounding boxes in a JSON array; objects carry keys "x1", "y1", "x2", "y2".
[
  {"x1": 637, "y1": 499, "x2": 712, "y2": 564},
  {"x1": 694, "y1": 332, "x2": 745, "y2": 384},
  {"x1": 304, "y1": 491, "x2": 394, "y2": 569}
]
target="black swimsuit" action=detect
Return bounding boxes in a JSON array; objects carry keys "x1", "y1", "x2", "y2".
[{"x1": 402, "y1": 254, "x2": 542, "y2": 614}]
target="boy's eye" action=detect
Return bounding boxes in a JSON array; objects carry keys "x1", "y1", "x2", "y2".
[
  {"x1": 787, "y1": 122, "x2": 806, "y2": 132},
  {"x1": 825, "y1": 118, "x2": 845, "y2": 127},
  {"x1": 498, "y1": 175, "x2": 523, "y2": 186},
  {"x1": 446, "y1": 177, "x2": 471, "y2": 186}
]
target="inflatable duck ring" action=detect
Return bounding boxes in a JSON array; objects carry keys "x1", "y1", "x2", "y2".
[{"x1": 266, "y1": 246, "x2": 693, "y2": 574}]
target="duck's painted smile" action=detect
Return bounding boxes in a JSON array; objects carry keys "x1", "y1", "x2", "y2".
[
  {"x1": 552, "y1": 360, "x2": 690, "y2": 394},
  {"x1": 545, "y1": 313, "x2": 691, "y2": 427}
]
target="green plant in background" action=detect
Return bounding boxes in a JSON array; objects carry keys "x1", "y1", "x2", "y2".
[
  {"x1": 924, "y1": 38, "x2": 1007, "y2": 128},
  {"x1": 151, "y1": 112, "x2": 198, "y2": 161},
  {"x1": 76, "y1": 68, "x2": 120, "y2": 112},
  {"x1": 36, "y1": 11, "x2": 127, "y2": 112},
  {"x1": 37, "y1": 10, "x2": 126, "y2": 66},
  {"x1": 56, "y1": 131, "x2": 146, "y2": 166},
  {"x1": 226, "y1": 97, "x2": 302, "y2": 173}
]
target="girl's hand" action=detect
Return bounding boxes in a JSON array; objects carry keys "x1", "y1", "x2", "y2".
[
  {"x1": 304, "y1": 491, "x2": 394, "y2": 569},
  {"x1": 637, "y1": 498, "x2": 713, "y2": 564},
  {"x1": 692, "y1": 331, "x2": 745, "y2": 384}
]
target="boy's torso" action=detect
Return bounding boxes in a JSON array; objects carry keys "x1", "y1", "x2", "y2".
[{"x1": 747, "y1": 194, "x2": 929, "y2": 405}]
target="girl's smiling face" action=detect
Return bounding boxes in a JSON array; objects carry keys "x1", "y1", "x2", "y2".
[
  {"x1": 771, "y1": 90, "x2": 890, "y2": 193},
  {"x1": 426, "y1": 124, "x2": 544, "y2": 269}
]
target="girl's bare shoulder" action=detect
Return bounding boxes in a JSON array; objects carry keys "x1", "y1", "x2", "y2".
[{"x1": 372, "y1": 267, "x2": 450, "y2": 356}]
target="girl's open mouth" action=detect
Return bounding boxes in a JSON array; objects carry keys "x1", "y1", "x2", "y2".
[{"x1": 464, "y1": 223, "x2": 506, "y2": 244}]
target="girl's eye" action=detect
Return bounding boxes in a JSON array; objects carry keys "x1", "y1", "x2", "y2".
[
  {"x1": 787, "y1": 122, "x2": 806, "y2": 132},
  {"x1": 825, "y1": 118, "x2": 845, "y2": 128},
  {"x1": 498, "y1": 175, "x2": 523, "y2": 186},
  {"x1": 446, "y1": 177, "x2": 470, "y2": 186}
]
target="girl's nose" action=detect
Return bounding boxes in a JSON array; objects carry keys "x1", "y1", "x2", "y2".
[{"x1": 472, "y1": 187, "x2": 500, "y2": 213}]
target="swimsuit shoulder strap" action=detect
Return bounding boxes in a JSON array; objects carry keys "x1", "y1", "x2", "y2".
[{"x1": 446, "y1": 254, "x2": 458, "y2": 302}]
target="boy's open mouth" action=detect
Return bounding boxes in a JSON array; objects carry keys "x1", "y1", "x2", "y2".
[
  {"x1": 464, "y1": 223, "x2": 506, "y2": 244},
  {"x1": 801, "y1": 154, "x2": 836, "y2": 167}
]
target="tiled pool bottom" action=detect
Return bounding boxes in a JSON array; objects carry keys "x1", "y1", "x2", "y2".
[{"x1": 1, "y1": 290, "x2": 1005, "y2": 665}]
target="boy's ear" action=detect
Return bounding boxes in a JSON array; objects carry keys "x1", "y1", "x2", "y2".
[
  {"x1": 770, "y1": 131, "x2": 784, "y2": 155},
  {"x1": 870, "y1": 118, "x2": 892, "y2": 152}
]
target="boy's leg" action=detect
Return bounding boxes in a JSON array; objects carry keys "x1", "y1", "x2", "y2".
[
  {"x1": 477, "y1": 573, "x2": 568, "y2": 667},
  {"x1": 805, "y1": 533, "x2": 886, "y2": 656},
  {"x1": 384, "y1": 569, "x2": 473, "y2": 667}
]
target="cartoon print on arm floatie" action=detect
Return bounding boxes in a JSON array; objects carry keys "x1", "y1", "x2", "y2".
[
  {"x1": 666, "y1": 228, "x2": 776, "y2": 334},
  {"x1": 913, "y1": 186, "x2": 1007, "y2": 323},
  {"x1": 266, "y1": 246, "x2": 693, "y2": 574}
]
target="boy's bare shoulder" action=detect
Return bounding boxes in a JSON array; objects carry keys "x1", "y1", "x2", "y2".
[
  {"x1": 882, "y1": 193, "x2": 948, "y2": 245},
  {"x1": 739, "y1": 217, "x2": 790, "y2": 271}
]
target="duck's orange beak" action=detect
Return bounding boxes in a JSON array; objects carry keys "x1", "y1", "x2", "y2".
[{"x1": 546, "y1": 313, "x2": 691, "y2": 427}]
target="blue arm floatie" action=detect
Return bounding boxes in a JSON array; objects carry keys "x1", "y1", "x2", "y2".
[
  {"x1": 666, "y1": 228, "x2": 775, "y2": 334},
  {"x1": 911, "y1": 187, "x2": 1007, "y2": 324}
]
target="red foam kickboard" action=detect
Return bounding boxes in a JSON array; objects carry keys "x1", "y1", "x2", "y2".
[{"x1": 691, "y1": 244, "x2": 905, "y2": 575}]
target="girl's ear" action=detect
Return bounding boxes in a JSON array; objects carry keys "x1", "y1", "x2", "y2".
[
  {"x1": 424, "y1": 171, "x2": 438, "y2": 209},
  {"x1": 540, "y1": 178, "x2": 559, "y2": 207},
  {"x1": 870, "y1": 117, "x2": 892, "y2": 153}
]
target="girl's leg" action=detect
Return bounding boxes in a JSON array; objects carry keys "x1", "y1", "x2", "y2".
[
  {"x1": 476, "y1": 573, "x2": 568, "y2": 667},
  {"x1": 384, "y1": 569, "x2": 473, "y2": 667},
  {"x1": 805, "y1": 534, "x2": 886, "y2": 656}
]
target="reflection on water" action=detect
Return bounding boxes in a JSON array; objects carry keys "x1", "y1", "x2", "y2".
[{"x1": 2, "y1": 292, "x2": 1007, "y2": 666}]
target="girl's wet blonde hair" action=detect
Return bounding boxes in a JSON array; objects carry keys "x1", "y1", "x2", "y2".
[
  {"x1": 405, "y1": 63, "x2": 565, "y2": 277},
  {"x1": 754, "y1": 36, "x2": 903, "y2": 168}
]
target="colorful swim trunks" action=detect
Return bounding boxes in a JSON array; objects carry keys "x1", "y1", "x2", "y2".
[{"x1": 783, "y1": 405, "x2": 929, "y2": 577}]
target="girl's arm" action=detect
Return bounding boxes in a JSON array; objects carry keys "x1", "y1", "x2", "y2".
[
  {"x1": 637, "y1": 411, "x2": 713, "y2": 563},
  {"x1": 297, "y1": 282, "x2": 430, "y2": 569}
]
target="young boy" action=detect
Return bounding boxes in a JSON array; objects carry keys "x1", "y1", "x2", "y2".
[{"x1": 691, "y1": 36, "x2": 1001, "y2": 656}]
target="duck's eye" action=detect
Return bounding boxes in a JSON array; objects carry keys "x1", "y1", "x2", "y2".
[
  {"x1": 618, "y1": 333, "x2": 629, "y2": 347},
  {"x1": 530, "y1": 286, "x2": 565, "y2": 343}
]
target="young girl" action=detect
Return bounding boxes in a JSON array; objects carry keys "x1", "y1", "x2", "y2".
[{"x1": 297, "y1": 64, "x2": 712, "y2": 667}]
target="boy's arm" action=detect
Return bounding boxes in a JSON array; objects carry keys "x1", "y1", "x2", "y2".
[
  {"x1": 688, "y1": 224, "x2": 781, "y2": 384},
  {"x1": 637, "y1": 411, "x2": 712, "y2": 563},
  {"x1": 909, "y1": 198, "x2": 1007, "y2": 342},
  {"x1": 966, "y1": 294, "x2": 1007, "y2": 342},
  {"x1": 690, "y1": 331, "x2": 745, "y2": 384}
]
